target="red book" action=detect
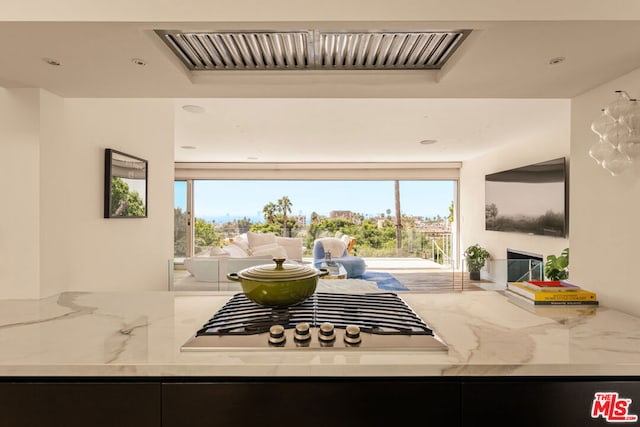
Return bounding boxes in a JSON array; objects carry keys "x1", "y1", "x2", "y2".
[{"x1": 521, "y1": 280, "x2": 580, "y2": 292}]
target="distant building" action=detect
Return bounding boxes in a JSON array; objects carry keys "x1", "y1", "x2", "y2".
[
  {"x1": 329, "y1": 210, "x2": 358, "y2": 222},
  {"x1": 292, "y1": 215, "x2": 307, "y2": 227}
]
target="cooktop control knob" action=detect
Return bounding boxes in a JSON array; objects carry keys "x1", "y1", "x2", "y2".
[
  {"x1": 318, "y1": 322, "x2": 336, "y2": 342},
  {"x1": 294, "y1": 322, "x2": 311, "y2": 342},
  {"x1": 344, "y1": 325, "x2": 362, "y2": 345},
  {"x1": 268, "y1": 324, "x2": 286, "y2": 345}
]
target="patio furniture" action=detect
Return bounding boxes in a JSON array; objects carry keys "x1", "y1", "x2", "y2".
[
  {"x1": 312, "y1": 237, "x2": 366, "y2": 278},
  {"x1": 184, "y1": 232, "x2": 304, "y2": 282}
]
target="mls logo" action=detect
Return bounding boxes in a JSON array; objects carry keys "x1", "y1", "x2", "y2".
[{"x1": 592, "y1": 392, "x2": 638, "y2": 422}]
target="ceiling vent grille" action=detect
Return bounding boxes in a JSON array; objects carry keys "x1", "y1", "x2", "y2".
[{"x1": 155, "y1": 30, "x2": 470, "y2": 71}]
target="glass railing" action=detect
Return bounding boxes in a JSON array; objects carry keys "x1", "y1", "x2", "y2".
[
  {"x1": 172, "y1": 255, "x2": 549, "y2": 293},
  {"x1": 461, "y1": 258, "x2": 546, "y2": 290}
]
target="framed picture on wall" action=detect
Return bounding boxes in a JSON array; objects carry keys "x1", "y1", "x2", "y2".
[{"x1": 104, "y1": 148, "x2": 148, "y2": 218}]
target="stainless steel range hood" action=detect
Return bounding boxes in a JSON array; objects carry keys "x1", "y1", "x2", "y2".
[{"x1": 155, "y1": 29, "x2": 470, "y2": 71}]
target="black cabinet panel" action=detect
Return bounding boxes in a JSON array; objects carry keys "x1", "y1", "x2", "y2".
[
  {"x1": 0, "y1": 382, "x2": 161, "y2": 427},
  {"x1": 461, "y1": 379, "x2": 640, "y2": 427},
  {"x1": 162, "y1": 379, "x2": 461, "y2": 427},
  {"x1": 2, "y1": 376, "x2": 638, "y2": 427}
]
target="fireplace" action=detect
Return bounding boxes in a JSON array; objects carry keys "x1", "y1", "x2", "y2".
[{"x1": 506, "y1": 249, "x2": 543, "y2": 282}]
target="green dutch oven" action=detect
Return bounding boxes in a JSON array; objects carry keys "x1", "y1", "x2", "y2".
[{"x1": 227, "y1": 258, "x2": 329, "y2": 307}]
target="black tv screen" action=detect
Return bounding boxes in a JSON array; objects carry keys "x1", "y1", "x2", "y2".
[{"x1": 485, "y1": 157, "x2": 567, "y2": 237}]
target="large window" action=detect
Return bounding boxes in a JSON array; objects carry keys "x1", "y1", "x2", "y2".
[
  {"x1": 186, "y1": 180, "x2": 456, "y2": 265},
  {"x1": 174, "y1": 180, "x2": 189, "y2": 260}
]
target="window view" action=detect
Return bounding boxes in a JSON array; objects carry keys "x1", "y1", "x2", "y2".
[
  {"x1": 175, "y1": 180, "x2": 456, "y2": 266},
  {"x1": 174, "y1": 180, "x2": 188, "y2": 259}
]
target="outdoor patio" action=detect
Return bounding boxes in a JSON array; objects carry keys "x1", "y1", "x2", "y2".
[{"x1": 172, "y1": 256, "x2": 496, "y2": 292}]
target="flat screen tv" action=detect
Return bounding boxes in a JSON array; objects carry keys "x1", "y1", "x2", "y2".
[{"x1": 485, "y1": 157, "x2": 567, "y2": 237}]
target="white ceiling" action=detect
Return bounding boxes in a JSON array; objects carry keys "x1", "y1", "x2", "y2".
[
  {"x1": 173, "y1": 98, "x2": 569, "y2": 162},
  {"x1": 3, "y1": 2, "x2": 640, "y2": 162}
]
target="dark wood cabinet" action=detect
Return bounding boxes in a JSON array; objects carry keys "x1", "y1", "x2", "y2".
[
  {"x1": 161, "y1": 379, "x2": 461, "y2": 427},
  {"x1": 1, "y1": 376, "x2": 638, "y2": 426},
  {"x1": 0, "y1": 381, "x2": 161, "y2": 427},
  {"x1": 461, "y1": 379, "x2": 640, "y2": 427}
]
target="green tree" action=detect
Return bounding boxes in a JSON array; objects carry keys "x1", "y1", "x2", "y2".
[
  {"x1": 394, "y1": 180, "x2": 402, "y2": 255},
  {"x1": 174, "y1": 207, "x2": 188, "y2": 257},
  {"x1": 221, "y1": 217, "x2": 253, "y2": 236},
  {"x1": 277, "y1": 196, "x2": 293, "y2": 237},
  {"x1": 310, "y1": 211, "x2": 320, "y2": 224},
  {"x1": 448, "y1": 200, "x2": 455, "y2": 224},
  {"x1": 250, "y1": 222, "x2": 282, "y2": 235},
  {"x1": 111, "y1": 177, "x2": 145, "y2": 217},
  {"x1": 194, "y1": 218, "x2": 222, "y2": 254},
  {"x1": 262, "y1": 202, "x2": 277, "y2": 224},
  {"x1": 260, "y1": 197, "x2": 296, "y2": 237}
]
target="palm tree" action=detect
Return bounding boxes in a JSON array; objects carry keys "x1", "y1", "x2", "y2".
[
  {"x1": 394, "y1": 180, "x2": 403, "y2": 256},
  {"x1": 262, "y1": 202, "x2": 277, "y2": 224},
  {"x1": 277, "y1": 196, "x2": 292, "y2": 237}
]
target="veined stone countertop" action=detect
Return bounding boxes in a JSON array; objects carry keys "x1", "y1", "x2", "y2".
[{"x1": 0, "y1": 290, "x2": 639, "y2": 377}]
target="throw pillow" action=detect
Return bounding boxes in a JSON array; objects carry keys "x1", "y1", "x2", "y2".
[
  {"x1": 318, "y1": 238, "x2": 347, "y2": 259},
  {"x1": 209, "y1": 246, "x2": 230, "y2": 256},
  {"x1": 251, "y1": 243, "x2": 287, "y2": 259},
  {"x1": 275, "y1": 236, "x2": 303, "y2": 261},
  {"x1": 231, "y1": 237, "x2": 250, "y2": 253},
  {"x1": 247, "y1": 231, "x2": 276, "y2": 249},
  {"x1": 223, "y1": 242, "x2": 249, "y2": 257}
]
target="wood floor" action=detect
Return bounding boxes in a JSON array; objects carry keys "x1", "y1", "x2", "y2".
[{"x1": 387, "y1": 269, "x2": 491, "y2": 292}]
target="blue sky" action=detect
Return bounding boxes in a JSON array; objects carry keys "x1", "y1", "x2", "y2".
[{"x1": 175, "y1": 180, "x2": 454, "y2": 221}]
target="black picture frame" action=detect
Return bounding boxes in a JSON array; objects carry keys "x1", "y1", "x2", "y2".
[{"x1": 104, "y1": 149, "x2": 148, "y2": 218}]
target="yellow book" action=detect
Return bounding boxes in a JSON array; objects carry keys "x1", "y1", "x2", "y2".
[
  {"x1": 506, "y1": 282, "x2": 598, "y2": 302},
  {"x1": 506, "y1": 291, "x2": 598, "y2": 315}
]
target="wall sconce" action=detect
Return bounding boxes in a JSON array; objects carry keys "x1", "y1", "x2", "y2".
[{"x1": 589, "y1": 90, "x2": 640, "y2": 176}]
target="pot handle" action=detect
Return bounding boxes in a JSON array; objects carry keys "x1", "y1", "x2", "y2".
[
  {"x1": 227, "y1": 273, "x2": 241, "y2": 281},
  {"x1": 318, "y1": 268, "x2": 330, "y2": 277}
]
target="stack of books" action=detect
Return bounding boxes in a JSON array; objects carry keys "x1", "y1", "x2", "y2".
[{"x1": 505, "y1": 280, "x2": 599, "y2": 311}]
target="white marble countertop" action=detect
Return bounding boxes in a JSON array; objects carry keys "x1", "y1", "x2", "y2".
[{"x1": 1, "y1": 290, "x2": 639, "y2": 377}]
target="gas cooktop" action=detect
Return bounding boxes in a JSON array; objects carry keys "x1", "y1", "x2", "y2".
[{"x1": 181, "y1": 292, "x2": 447, "y2": 352}]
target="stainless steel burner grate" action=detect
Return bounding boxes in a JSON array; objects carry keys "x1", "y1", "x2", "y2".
[
  {"x1": 182, "y1": 292, "x2": 447, "y2": 351},
  {"x1": 196, "y1": 292, "x2": 433, "y2": 336}
]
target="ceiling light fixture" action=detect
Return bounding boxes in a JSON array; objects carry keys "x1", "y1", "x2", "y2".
[
  {"x1": 181, "y1": 104, "x2": 205, "y2": 114},
  {"x1": 43, "y1": 58, "x2": 61, "y2": 66},
  {"x1": 548, "y1": 56, "x2": 565, "y2": 65},
  {"x1": 180, "y1": 145, "x2": 197, "y2": 150},
  {"x1": 589, "y1": 90, "x2": 640, "y2": 176},
  {"x1": 419, "y1": 139, "x2": 438, "y2": 145},
  {"x1": 131, "y1": 58, "x2": 147, "y2": 66}
]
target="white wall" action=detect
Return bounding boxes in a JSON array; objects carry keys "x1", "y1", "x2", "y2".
[
  {"x1": 0, "y1": 89, "x2": 41, "y2": 299},
  {"x1": 570, "y1": 68, "x2": 640, "y2": 317},
  {"x1": 460, "y1": 105, "x2": 571, "y2": 283},
  {"x1": 38, "y1": 98, "x2": 175, "y2": 295},
  {"x1": 0, "y1": 91, "x2": 175, "y2": 299}
]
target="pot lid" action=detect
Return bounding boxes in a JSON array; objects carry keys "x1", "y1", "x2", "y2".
[{"x1": 238, "y1": 258, "x2": 320, "y2": 281}]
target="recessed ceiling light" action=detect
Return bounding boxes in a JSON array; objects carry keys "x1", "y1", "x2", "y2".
[
  {"x1": 180, "y1": 145, "x2": 197, "y2": 150},
  {"x1": 43, "y1": 58, "x2": 61, "y2": 66},
  {"x1": 181, "y1": 104, "x2": 205, "y2": 114},
  {"x1": 548, "y1": 56, "x2": 565, "y2": 65},
  {"x1": 131, "y1": 58, "x2": 147, "y2": 66},
  {"x1": 419, "y1": 139, "x2": 438, "y2": 145}
]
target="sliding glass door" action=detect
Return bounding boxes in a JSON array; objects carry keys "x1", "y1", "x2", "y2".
[
  {"x1": 187, "y1": 179, "x2": 456, "y2": 268},
  {"x1": 174, "y1": 180, "x2": 192, "y2": 263}
]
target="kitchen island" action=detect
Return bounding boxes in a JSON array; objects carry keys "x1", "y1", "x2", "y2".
[{"x1": 1, "y1": 290, "x2": 639, "y2": 426}]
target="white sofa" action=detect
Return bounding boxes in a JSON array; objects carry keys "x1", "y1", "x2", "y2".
[{"x1": 184, "y1": 231, "x2": 304, "y2": 283}]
